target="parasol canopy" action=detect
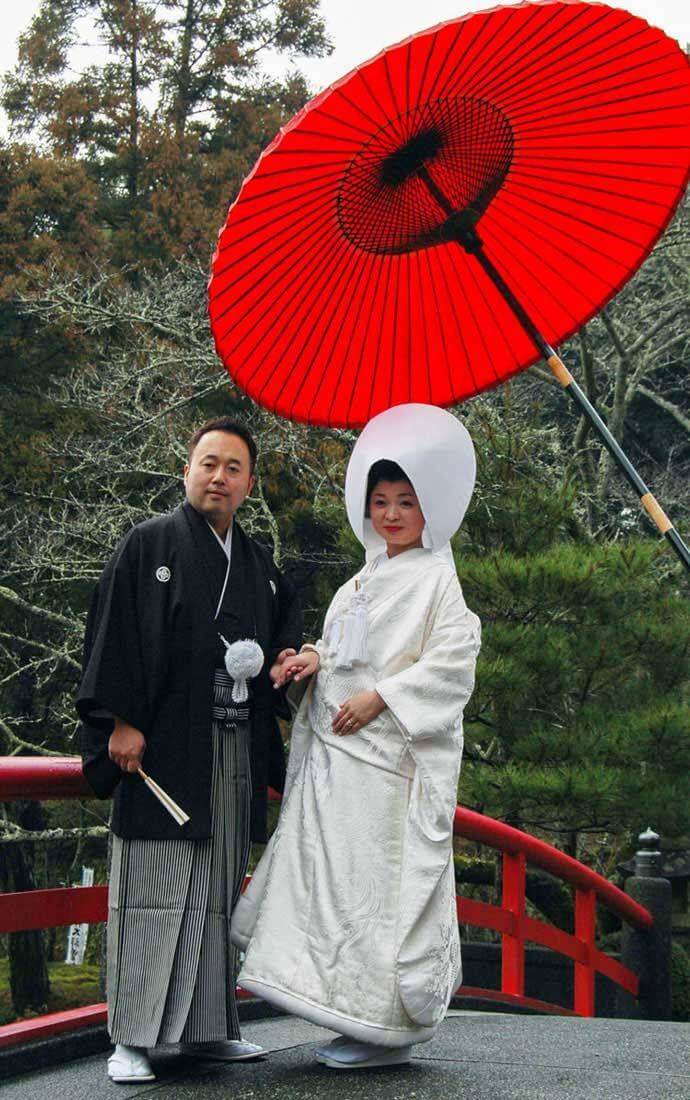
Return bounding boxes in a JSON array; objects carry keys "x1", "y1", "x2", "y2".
[{"x1": 209, "y1": 0, "x2": 690, "y2": 429}]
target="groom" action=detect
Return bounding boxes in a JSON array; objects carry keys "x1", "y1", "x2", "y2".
[{"x1": 77, "y1": 417, "x2": 302, "y2": 1082}]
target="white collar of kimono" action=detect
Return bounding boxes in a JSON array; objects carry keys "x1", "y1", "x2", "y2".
[
  {"x1": 207, "y1": 518, "x2": 264, "y2": 693},
  {"x1": 345, "y1": 403, "x2": 476, "y2": 571},
  {"x1": 207, "y1": 519, "x2": 233, "y2": 562},
  {"x1": 207, "y1": 520, "x2": 233, "y2": 619}
]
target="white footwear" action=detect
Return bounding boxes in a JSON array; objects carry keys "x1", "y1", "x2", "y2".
[
  {"x1": 180, "y1": 1039, "x2": 266, "y2": 1062},
  {"x1": 313, "y1": 1035, "x2": 350, "y2": 1059},
  {"x1": 107, "y1": 1044, "x2": 156, "y2": 1083},
  {"x1": 315, "y1": 1040, "x2": 412, "y2": 1069}
]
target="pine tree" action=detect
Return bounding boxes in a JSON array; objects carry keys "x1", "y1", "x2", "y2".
[{"x1": 456, "y1": 404, "x2": 690, "y2": 854}]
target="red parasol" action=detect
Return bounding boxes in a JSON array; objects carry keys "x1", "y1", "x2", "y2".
[{"x1": 209, "y1": 1, "x2": 690, "y2": 568}]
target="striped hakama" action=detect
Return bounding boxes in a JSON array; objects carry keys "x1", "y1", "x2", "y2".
[{"x1": 106, "y1": 670, "x2": 252, "y2": 1047}]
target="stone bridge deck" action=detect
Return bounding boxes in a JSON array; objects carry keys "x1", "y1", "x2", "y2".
[{"x1": 2, "y1": 1011, "x2": 688, "y2": 1100}]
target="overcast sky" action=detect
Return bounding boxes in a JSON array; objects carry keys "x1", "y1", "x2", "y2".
[
  {"x1": 273, "y1": 0, "x2": 690, "y2": 90},
  {"x1": 1, "y1": 0, "x2": 688, "y2": 135}
]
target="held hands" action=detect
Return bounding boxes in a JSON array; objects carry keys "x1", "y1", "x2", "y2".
[
  {"x1": 333, "y1": 691, "x2": 386, "y2": 735},
  {"x1": 269, "y1": 648, "x2": 297, "y2": 687},
  {"x1": 108, "y1": 718, "x2": 147, "y2": 773},
  {"x1": 271, "y1": 648, "x2": 320, "y2": 690}
]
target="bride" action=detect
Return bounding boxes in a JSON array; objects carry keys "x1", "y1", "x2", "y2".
[{"x1": 231, "y1": 403, "x2": 481, "y2": 1069}]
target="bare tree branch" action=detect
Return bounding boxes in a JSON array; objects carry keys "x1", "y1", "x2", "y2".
[
  {"x1": 637, "y1": 385, "x2": 690, "y2": 435},
  {"x1": 0, "y1": 586, "x2": 79, "y2": 630},
  {"x1": 0, "y1": 822, "x2": 109, "y2": 845}
]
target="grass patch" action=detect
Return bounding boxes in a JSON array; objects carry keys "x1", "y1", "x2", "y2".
[{"x1": 0, "y1": 958, "x2": 101, "y2": 1026}]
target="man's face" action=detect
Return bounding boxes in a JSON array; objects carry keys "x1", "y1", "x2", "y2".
[{"x1": 184, "y1": 430, "x2": 256, "y2": 534}]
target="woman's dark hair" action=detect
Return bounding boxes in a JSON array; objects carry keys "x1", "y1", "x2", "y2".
[
  {"x1": 365, "y1": 460, "x2": 413, "y2": 517},
  {"x1": 187, "y1": 417, "x2": 258, "y2": 472}
]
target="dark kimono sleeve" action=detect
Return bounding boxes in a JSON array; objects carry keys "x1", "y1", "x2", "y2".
[
  {"x1": 76, "y1": 529, "x2": 151, "y2": 797},
  {"x1": 264, "y1": 562, "x2": 303, "y2": 727},
  {"x1": 269, "y1": 566, "x2": 303, "y2": 665}
]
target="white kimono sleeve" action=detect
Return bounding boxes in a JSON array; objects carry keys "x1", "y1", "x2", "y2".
[
  {"x1": 375, "y1": 575, "x2": 481, "y2": 1027},
  {"x1": 374, "y1": 575, "x2": 481, "y2": 743}
]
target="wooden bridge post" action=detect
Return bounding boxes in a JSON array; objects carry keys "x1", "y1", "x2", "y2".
[
  {"x1": 501, "y1": 851, "x2": 526, "y2": 998},
  {"x1": 618, "y1": 828, "x2": 672, "y2": 1020},
  {"x1": 574, "y1": 889, "x2": 596, "y2": 1016}
]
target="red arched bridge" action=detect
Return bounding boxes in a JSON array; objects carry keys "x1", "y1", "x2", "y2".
[{"x1": 0, "y1": 757, "x2": 652, "y2": 1050}]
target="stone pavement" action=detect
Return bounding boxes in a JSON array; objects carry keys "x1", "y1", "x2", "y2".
[{"x1": 1, "y1": 1011, "x2": 688, "y2": 1100}]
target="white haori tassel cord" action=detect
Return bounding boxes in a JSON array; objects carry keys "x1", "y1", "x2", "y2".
[
  {"x1": 325, "y1": 616, "x2": 344, "y2": 657},
  {"x1": 219, "y1": 635, "x2": 265, "y2": 702},
  {"x1": 333, "y1": 579, "x2": 369, "y2": 670}
]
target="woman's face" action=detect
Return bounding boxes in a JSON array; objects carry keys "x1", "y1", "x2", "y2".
[{"x1": 368, "y1": 479, "x2": 425, "y2": 557}]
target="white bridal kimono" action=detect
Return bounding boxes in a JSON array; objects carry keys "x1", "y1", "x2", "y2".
[{"x1": 232, "y1": 546, "x2": 480, "y2": 1047}]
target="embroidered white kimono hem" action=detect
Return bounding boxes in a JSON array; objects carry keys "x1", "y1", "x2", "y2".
[{"x1": 231, "y1": 548, "x2": 480, "y2": 1047}]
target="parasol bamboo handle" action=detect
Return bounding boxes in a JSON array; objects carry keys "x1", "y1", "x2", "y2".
[
  {"x1": 474, "y1": 246, "x2": 689, "y2": 569},
  {"x1": 544, "y1": 352, "x2": 686, "y2": 560},
  {"x1": 419, "y1": 170, "x2": 690, "y2": 573},
  {"x1": 470, "y1": 243, "x2": 689, "y2": 571}
]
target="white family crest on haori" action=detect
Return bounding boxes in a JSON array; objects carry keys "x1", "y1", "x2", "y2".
[
  {"x1": 155, "y1": 565, "x2": 171, "y2": 583},
  {"x1": 231, "y1": 403, "x2": 481, "y2": 1049}
]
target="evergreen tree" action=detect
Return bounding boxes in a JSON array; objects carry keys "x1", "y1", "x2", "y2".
[
  {"x1": 0, "y1": 143, "x2": 105, "y2": 487},
  {"x1": 456, "y1": 404, "x2": 690, "y2": 854},
  {"x1": 2, "y1": 0, "x2": 331, "y2": 264}
]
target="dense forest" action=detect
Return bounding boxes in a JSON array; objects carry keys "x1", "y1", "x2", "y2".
[{"x1": 0, "y1": 1, "x2": 688, "y2": 1019}]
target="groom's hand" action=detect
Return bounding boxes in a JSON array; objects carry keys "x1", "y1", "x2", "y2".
[
  {"x1": 270, "y1": 648, "x2": 297, "y2": 686},
  {"x1": 109, "y1": 717, "x2": 147, "y2": 773}
]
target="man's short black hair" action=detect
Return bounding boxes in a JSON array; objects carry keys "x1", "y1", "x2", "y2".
[
  {"x1": 187, "y1": 417, "x2": 257, "y2": 472},
  {"x1": 364, "y1": 459, "x2": 412, "y2": 517}
]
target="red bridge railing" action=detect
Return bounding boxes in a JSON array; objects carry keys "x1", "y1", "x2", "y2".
[
  {"x1": 0, "y1": 757, "x2": 652, "y2": 1048},
  {"x1": 453, "y1": 806, "x2": 651, "y2": 1016}
]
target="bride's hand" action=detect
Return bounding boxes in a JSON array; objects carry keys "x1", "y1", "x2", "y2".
[
  {"x1": 333, "y1": 691, "x2": 385, "y2": 735},
  {"x1": 272, "y1": 649, "x2": 320, "y2": 689}
]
